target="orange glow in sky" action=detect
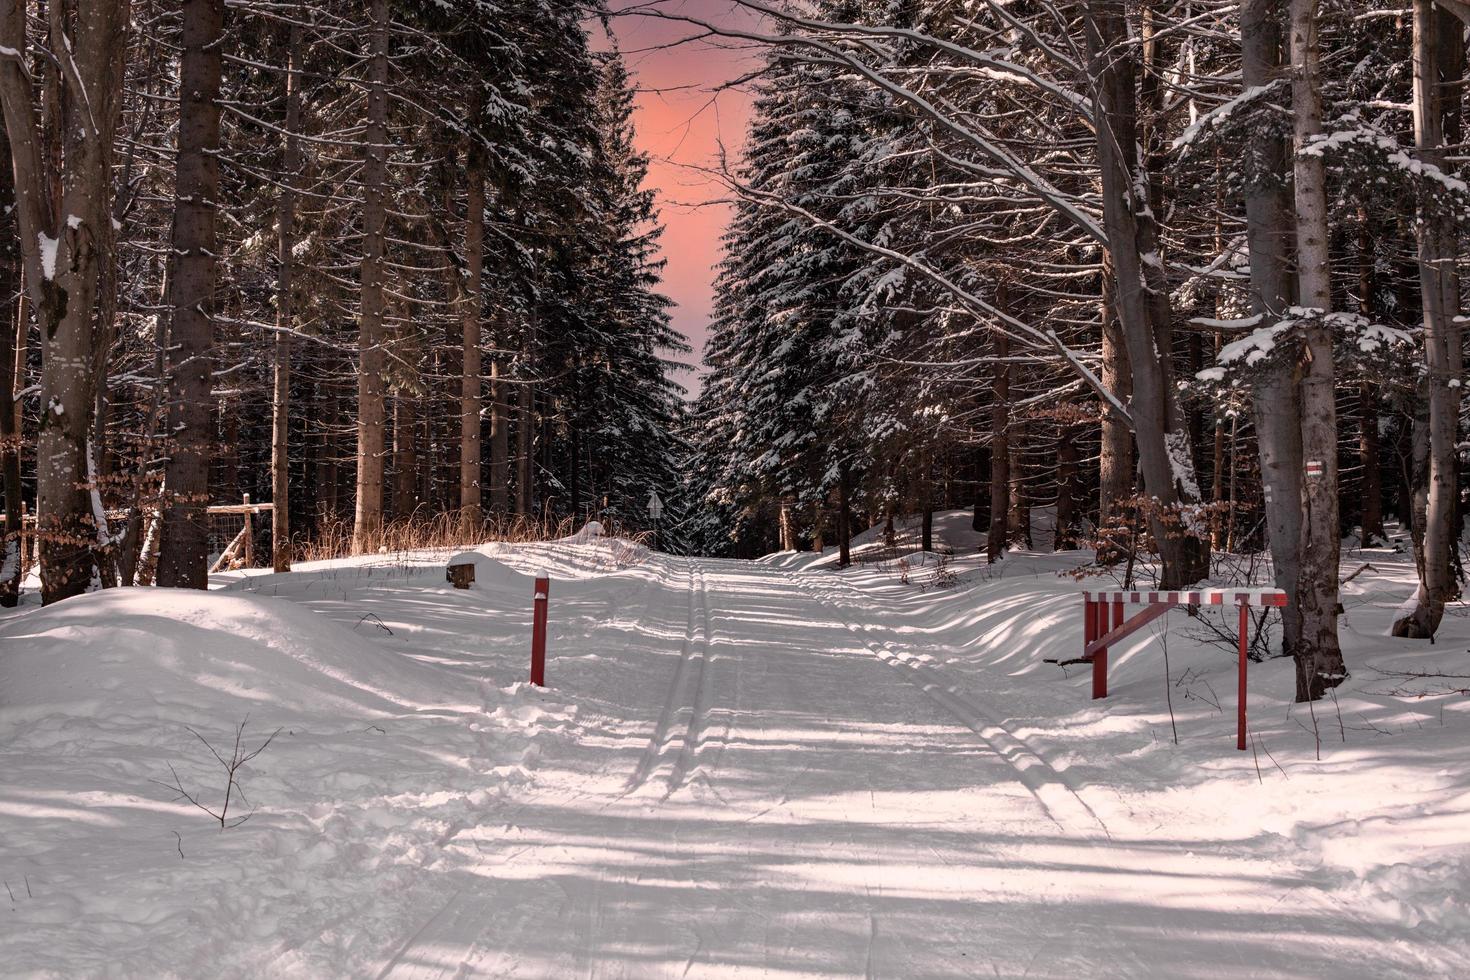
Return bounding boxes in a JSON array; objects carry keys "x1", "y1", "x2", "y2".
[{"x1": 602, "y1": 3, "x2": 762, "y2": 386}]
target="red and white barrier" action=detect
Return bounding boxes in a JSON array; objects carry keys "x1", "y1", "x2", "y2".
[{"x1": 1081, "y1": 587, "x2": 1287, "y2": 751}]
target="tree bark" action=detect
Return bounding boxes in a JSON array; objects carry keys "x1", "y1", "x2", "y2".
[
  {"x1": 987, "y1": 331, "x2": 1009, "y2": 564},
  {"x1": 1289, "y1": 0, "x2": 1346, "y2": 698},
  {"x1": 271, "y1": 14, "x2": 302, "y2": 574},
  {"x1": 157, "y1": 0, "x2": 224, "y2": 589},
  {"x1": 1397, "y1": 0, "x2": 1462, "y2": 638},
  {"x1": 0, "y1": 0, "x2": 131, "y2": 603},
  {"x1": 1008, "y1": 420, "x2": 1031, "y2": 549},
  {"x1": 0, "y1": 122, "x2": 20, "y2": 606},
  {"x1": 1097, "y1": 249, "x2": 1133, "y2": 558},
  {"x1": 488, "y1": 351, "x2": 510, "y2": 514},
  {"x1": 837, "y1": 462, "x2": 852, "y2": 568},
  {"x1": 1055, "y1": 423, "x2": 1080, "y2": 550},
  {"x1": 352, "y1": 0, "x2": 390, "y2": 552},
  {"x1": 458, "y1": 134, "x2": 486, "y2": 535},
  {"x1": 1242, "y1": 0, "x2": 1304, "y2": 657},
  {"x1": 515, "y1": 317, "x2": 536, "y2": 518},
  {"x1": 393, "y1": 394, "x2": 418, "y2": 519},
  {"x1": 1085, "y1": 0, "x2": 1207, "y2": 588}
]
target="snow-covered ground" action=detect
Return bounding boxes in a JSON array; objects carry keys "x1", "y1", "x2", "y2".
[{"x1": 2, "y1": 519, "x2": 1468, "y2": 977}]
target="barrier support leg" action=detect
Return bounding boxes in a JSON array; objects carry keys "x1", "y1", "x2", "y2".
[
  {"x1": 1092, "y1": 599, "x2": 1110, "y2": 700},
  {"x1": 531, "y1": 576, "x2": 550, "y2": 687},
  {"x1": 1237, "y1": 599, "x2": 1248, "y2": 751}
]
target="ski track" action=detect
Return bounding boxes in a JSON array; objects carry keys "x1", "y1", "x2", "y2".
[
  {"x1": 361, "y1": 550, "x2": 1461, "y2": 979},
  {"x1": 792, "y1": 568, "x2": 1111, "y2": 839}
]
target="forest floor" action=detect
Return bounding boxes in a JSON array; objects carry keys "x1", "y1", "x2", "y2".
[{"x1": 1, "y1": 517, "x2": 1468, "y2": 977}]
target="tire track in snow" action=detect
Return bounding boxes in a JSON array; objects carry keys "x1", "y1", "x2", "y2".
[{"x1": 793, "y1": 568, "x2": 1110, "y2": 839}]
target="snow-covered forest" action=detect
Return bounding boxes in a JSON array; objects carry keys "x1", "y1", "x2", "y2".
[
  {"x1": 685, "y1": 0, "x2": 1470, "y2": 704},
  {"x1": 4, "y1": 0, "x2": 1470, "y2": 975},
  {"x1": 0, "y1": 0, "x2": 687, "y2": 609}
]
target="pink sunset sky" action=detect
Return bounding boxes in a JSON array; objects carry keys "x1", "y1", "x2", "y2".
[{"x1": 601, "y1": 2, "x2": 765, "y2": 388}]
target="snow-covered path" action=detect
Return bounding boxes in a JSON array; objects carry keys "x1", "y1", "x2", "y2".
[
  {"x1": 372, "y1": 554, "x2": 1446, "y2": 979},
  {"x1": 5, "y1": 535, "x2": 1468, "y2": 978}
]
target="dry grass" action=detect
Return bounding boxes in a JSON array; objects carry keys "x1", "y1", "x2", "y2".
[{"x1": 293, "y1": 511, "x2": 648, "y2": 565}]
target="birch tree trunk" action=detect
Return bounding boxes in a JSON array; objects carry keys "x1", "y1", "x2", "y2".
[
  {"x1": 1289, "y1": 0, "x2": 1346, "y2": 699},
  {"x1": 352, "y1": 0, "x2": 390, "y2": 552}
]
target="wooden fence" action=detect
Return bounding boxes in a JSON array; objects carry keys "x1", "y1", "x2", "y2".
[{"x1": 0, "y1": 495, "x2": 275, "y2": 578}]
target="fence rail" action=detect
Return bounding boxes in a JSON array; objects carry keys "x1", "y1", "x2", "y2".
[{"x1": 1, "y1": 496, "x2": 276, "y2": 579}]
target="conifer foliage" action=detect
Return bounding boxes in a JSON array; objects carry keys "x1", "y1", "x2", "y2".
[
  {"x1": 0, "y1": 0, "x2": 688, "y2": 607},
  {"x1": 682, "y1": 0, "x2": 1470, "y2": 701}
]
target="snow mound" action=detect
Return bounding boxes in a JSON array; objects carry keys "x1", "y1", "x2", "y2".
[
  {"x1": 558, "y1": 520, "x2": 605, "y2": 543},
  {"x1": 445, "y1": 549, "x2": 542, "y2": 592},
  {"x1": 0, "y1": 589, "x2": 455, "y2": 737},
  {"x1": 0, "y1": 582, "x2": 553, "y2": 976}
]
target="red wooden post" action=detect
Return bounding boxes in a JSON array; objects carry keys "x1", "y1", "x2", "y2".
[
  {"x1": 1237, "y1": 599, "x2": 1248, "y2": 751},
  {"x1": 531, "y1": 576, "x2": 550, "y2": 687},
  {"x1": 1092, "y1": 598, "x2": 1110, "y2": 699}
]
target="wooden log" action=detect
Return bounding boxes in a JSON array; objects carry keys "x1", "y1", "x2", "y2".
[{"x1": 446, "y1": 562, "x2": 475, "y2": 589}]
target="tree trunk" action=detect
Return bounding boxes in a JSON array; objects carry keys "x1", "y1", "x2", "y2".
[
  {"x1": 1359, "y1": 384, "x2": 1385, "y2": 545},
  {"x1": 1397, "y1": 0, "x2": 1462, "y2": 638},
  {"x1": 1055, "y1": 423, "x2": 1080, "y2": 550},
  {"x1": 269, "y1": 15, "x2": 302, "y2": 573},
  {"x1": 1289, "y1": 0, "x2": 1346, "y2": 698},
  {"x1": 458, "y1": 135, "x2": 485, "y2": 535},
  {"x1": 837, "y1": 462, "x2": 852, "y2": 568},
  {"x1": 0, "y1": 125, "x2": 20, "y2": 606},
  {"x1": 157, "y1": 0, "x2": 224, "y2": 589},
  {"x1": 1086, "y1": 0, "x2": 1207, "y2": 588},
  {"x1": 516, "y1": 367, "x2": 534, "y2": 518},
  {"x1": 1008, "y1": 420, "x2": 1031, "y2": 549},
  {"x1": 1097, "y1": 250, "x2": 1133, "y2": 559},
  {"x1": 352, "y1": 0, "x2": 390, "y2": 552},
  {"x1": 987, "y1": 331, "x2": 1009, "y2": 564},
  {"x1": 1242, "y1": 0, "x2": 1305, "y2": 658},
  {"x1": 0, "y1": 0, "x2": 130, "y2": 603},
  {"x1": 393, "y1": 394, "x2": 418, "y2": 519},
  {"x1": 489, "y1": 352, "x2": 510, "y2": 514}
]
